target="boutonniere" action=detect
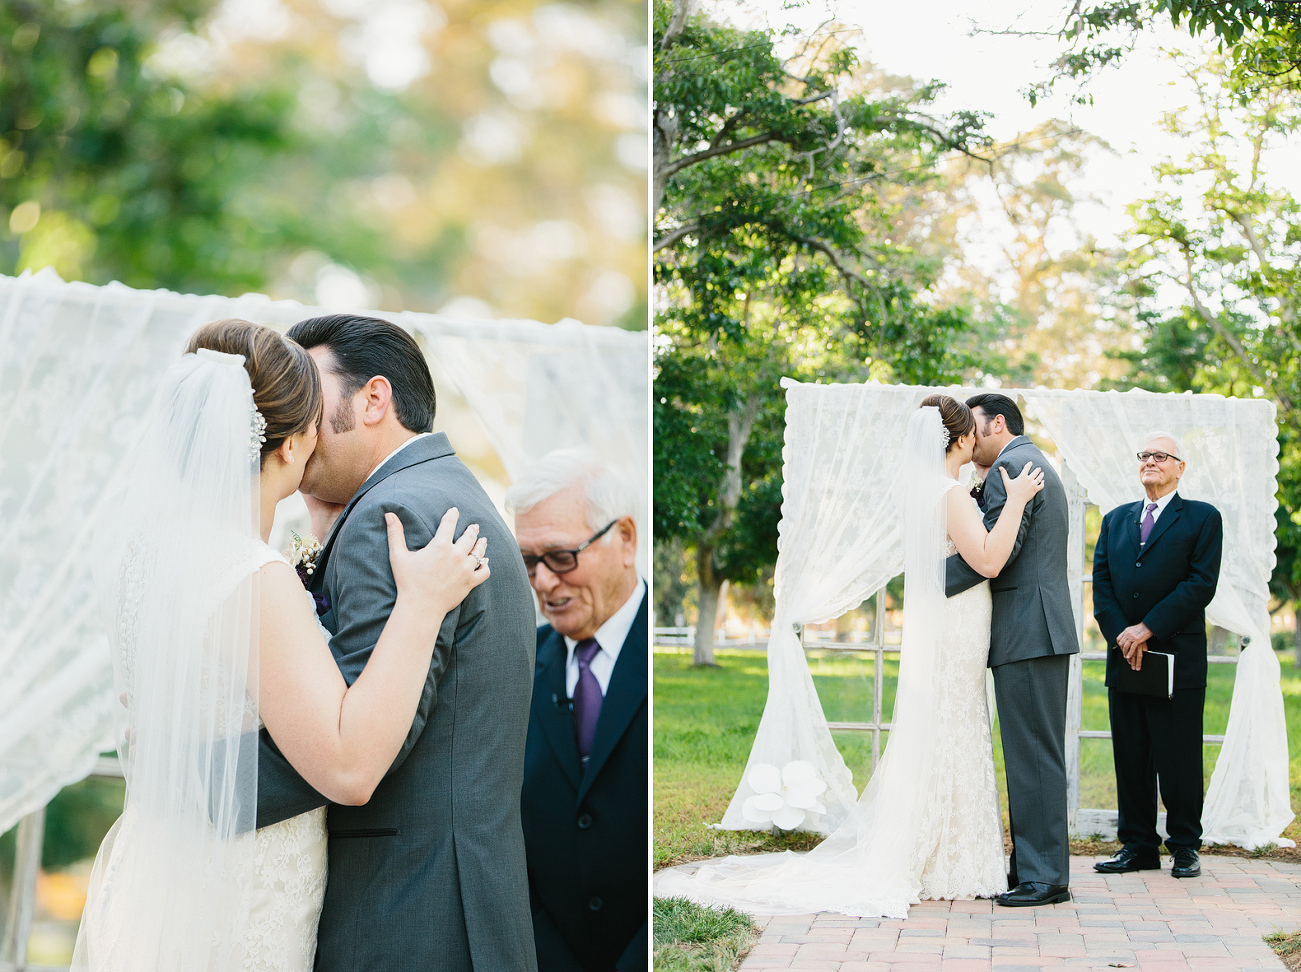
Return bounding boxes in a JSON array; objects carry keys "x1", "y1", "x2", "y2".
[
  {"x1": 287, "y1": 530, "x2": 322, "y2": 588},
  {"x1": 969, "y1": 476, "x2": 985, "y2": 500}
]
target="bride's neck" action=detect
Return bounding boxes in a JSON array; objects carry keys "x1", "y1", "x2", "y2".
[
  {"x1": 258, "y1": 472, "x2": 280, "y2": 543},
  {"x1": 944, "y1": 452, "x2": 962, "y2": 480}
]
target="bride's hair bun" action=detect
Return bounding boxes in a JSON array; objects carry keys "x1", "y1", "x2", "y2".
[
  {"x1": 186, "y1": 319, "x2": 324, "y2": 468},
  {"x1": 919, "y1": 394, "x2": 975, "y2": 453}
]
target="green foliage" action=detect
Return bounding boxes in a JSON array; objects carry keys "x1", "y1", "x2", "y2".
[
  {"x1": 1043, "y1": 0, "x2": 1301, "y2": 103},
  {"x1": 41, "y1": 776, "x2": 125, "y2": 870},
  {"x1": 1104, "y1": 51, "x2": 1301, "y2": 593},
  {"x1": 653, "y1": 0, "x2": 993, "y2": 642},
  {"x1": 652, "y1": 896, "x2": 758, "y2": 972},
  {"x1": 0, "y1": 0, "x2": 316, "y2": 293}
]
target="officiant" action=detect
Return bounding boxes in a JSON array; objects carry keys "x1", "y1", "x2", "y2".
[
  {"x1": 1091, "y1": 433, "x2": 1223, "y2": 880},
  {"x1": 507, "y1": 450, "x2": 647, "y2": 972}
]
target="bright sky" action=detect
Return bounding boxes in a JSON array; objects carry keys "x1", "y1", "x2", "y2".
[{"x1": 707, "y1": 0, "x2": 1301, "y2": 259}]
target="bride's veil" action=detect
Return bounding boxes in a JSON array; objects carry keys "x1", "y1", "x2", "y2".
[
  {"x1": 672, "y1": 404, "x2": 953, "y2": 917},
  {"x1": 73, "y1": 348, "x2": 262, "y2": 970}
]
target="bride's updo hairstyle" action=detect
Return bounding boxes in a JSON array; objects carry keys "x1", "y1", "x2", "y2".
[
  {"x1": 919, "y1": 394, "x2": 975, "y2": 453},
  {"x1": 185, "y1": 319, "x2": 323, "y2": 468}
]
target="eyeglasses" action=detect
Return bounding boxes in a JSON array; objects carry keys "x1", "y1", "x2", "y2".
[
  {"x1": 522, "y1": 520, "x2": 617, "y2": 577},
  {"x1": 1137, "y1": 451, "x2": 1182, "y2": 463}
]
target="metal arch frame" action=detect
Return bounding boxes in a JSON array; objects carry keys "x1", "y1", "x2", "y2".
[
  {"x1": 0, "y1": 757, "x2": 122, "y2": 972},
  {"x1": 794, "y1": 460, "x2": 1239, "y2": 836}
]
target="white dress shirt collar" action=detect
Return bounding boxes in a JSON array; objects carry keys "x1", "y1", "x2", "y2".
[
  {"x1": 563, "y1": 578, "x2": 645, "y2": 697},
  {"x1": 1143, "y1": 489, "x2": 1177, "y2": 523},
  {"x1": 366, "y1": 432, "x2": 433, "y2": 484}
]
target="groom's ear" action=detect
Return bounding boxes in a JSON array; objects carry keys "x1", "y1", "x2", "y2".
[{"x1": 360, "y1": 376, "x2": 394, "y2": 427}]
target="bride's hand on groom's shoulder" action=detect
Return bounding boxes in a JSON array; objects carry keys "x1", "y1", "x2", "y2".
[
  {"x1": 1000, "y1": 461, "x2": 1046, "y2": 504},
  {"x1": 385, "y1": 508, "x2": 491, "y2": 615}
]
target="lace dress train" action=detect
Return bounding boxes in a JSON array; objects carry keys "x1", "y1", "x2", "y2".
[{"x1": 659, "y1": 489, "x2": 1006, "y2": 917}]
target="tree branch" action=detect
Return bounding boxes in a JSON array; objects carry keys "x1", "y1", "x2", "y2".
[
  {"x1": 1181, "y1": 247, "x2": 1295, "y2": 414},
  {"x1": 660, "y1": 0, "x2": 691, "y2": 51},
  {"x1": 654, "y1": 222, "x2": 702, "y2": 252}
]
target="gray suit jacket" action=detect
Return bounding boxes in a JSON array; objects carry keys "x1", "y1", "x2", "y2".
[
  {"x1": 946, "y1": 435, "x2": 1080, "y2": 666},
  {"x1": 256, "y1": 433, "x2": 538, "y2": 972}
]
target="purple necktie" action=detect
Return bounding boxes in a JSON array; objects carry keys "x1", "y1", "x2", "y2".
[
  {"x1": 1139, "y1": 502, "x2": 1158, "y2": 545},
  {"x1": 572, "y1": 638, "x2": 603, "y2": 761}
]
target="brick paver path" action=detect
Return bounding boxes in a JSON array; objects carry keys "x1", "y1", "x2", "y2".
[{"x1": 656, "y1": 854, "x2": 1301, "y2": 972}]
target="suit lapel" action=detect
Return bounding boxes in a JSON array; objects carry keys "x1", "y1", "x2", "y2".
[
  {"x1": 1139, "y1": 493, "x2": 1182, "y2": 558},
  {"x1": 534, "y1": 629, "x2": 583, "y2": 790},
  {"x1": 577, "y1": 593, "x2": 648, "y2": 804},
  {"x1": 1125, "y1": 500, "x2": 1144, "y2": 557},
  {"x1": 312, "y1": 432, "x2": 457, "y2": 580}
]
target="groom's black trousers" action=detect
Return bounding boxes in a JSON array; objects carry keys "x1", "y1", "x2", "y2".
[
  {"x1": 994, "y1": 653, "x2": 1071, "y2": 888},
  {"x1": 1109, "y1": 687, "x2": 1204, "y2": 852}
]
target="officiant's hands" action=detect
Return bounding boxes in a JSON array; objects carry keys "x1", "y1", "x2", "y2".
[{"x1": 1117, "y1": 622, "x2": 1152, "y2": 670}]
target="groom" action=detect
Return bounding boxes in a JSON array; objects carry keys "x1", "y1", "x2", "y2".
[
  {"x1": 946, "y1": 393, "x2": 1081, "y2": 907},
  {"x1": 255, "y1": 315, "x2": 538, "y2": 971}
]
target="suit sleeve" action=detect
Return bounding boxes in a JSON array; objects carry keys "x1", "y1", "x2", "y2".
[
  {"x1": 328, "y1": 500, "x2": 464, "y2": 775},
  {"x1": 617, "y1": 922, "x2": 648, "y2": 972},
  {"x1": 945, "y1": 455, "x2": 1031, "y2": 597},
  {"x1": 255, "y1": 729, "x2": 329, "y2": 830},
  {"x1": 529, "y1": 899, "x2": 585, "y2": 972},
  {"x1": 1091, "y1": 512, "x2": 1126, "y2": 646},
  {"x1": 1142, "y1": 507, "x2": 1223, "y2": 642},
  {"x1": 986, "y1": 454, "x2": 1035, "y2": 572},
  {"x1": 254, "y1": 500, "x2": 466, "y2": 830}
]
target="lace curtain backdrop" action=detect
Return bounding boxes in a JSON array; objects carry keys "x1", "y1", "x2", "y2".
[
  {"x1": 721, "y1": 379, "x2": 1291, "y2": 850},
  {"x1": 0, "y1": 267, "x2": 648, "y2": 839}
]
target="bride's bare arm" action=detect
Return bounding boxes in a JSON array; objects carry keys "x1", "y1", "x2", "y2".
[
  {"x1": 946, "y1": 463, "x2": 1045, "y2": 578},
  {"x1": 257, "y1": 509, "x2": 488, "y2": 806}
]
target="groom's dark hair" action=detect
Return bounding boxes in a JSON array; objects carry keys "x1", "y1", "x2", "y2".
[
  {"x1": 966, "y1": 392, "x2": 1024, "y2": 436},
  {"x1": 287, "y1": 314, "x2": 436, "y2": 434}
]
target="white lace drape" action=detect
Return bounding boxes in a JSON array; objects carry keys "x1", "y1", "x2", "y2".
[
  {"x1": 0, "y1": 267, "x2": 647, "y2": 837},
  {"x1": 722, "y1": 380, "x2": 1291, "y2": 850},
  {"x1": 1023, "y1": 388, "x2": 1290, "y2": 848}
]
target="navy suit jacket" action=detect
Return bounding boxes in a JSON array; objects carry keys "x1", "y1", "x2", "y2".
[
  {"x1": 521, "y1": 589, "x2": 648, "y2": 972},
  {"x1": 1092, "y1": 492, "x2": 1223, "y2": 690}
]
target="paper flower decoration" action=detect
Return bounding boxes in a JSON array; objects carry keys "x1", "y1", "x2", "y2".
[{"x1": 740, "y1": 760, "x2": 828, "y2": 831}]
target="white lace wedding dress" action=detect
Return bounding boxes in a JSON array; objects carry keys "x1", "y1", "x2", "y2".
[
  {"x1": 660, "y1": 478, "x2": 1006, "y2": 918},
  {"x1": 77, "y1": 540, "x2": 327, "y2": 972},
  {"x1": 241, "y1": 544, "x2": 329, "y2": 972}
]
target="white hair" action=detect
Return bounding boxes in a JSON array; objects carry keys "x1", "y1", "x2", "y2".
[
  {"x1": 1143, "y1": 431, "x2": 1184, "y2": 458},
  {"x1": 505, "y1": 447, "x2": 637, "y2": 541}
]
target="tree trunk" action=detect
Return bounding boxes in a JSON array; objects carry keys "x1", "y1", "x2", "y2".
[
  {"x1": 693, "y1": 541, "x2": 722, "y2": 667},
  {"x1": 692, "y1": 393, "x2": 759, "y2": 667}
]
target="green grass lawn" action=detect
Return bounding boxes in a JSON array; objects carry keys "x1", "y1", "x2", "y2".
[{"x1": 654, "y1": 646, "x2": 1301, "y2": 868}]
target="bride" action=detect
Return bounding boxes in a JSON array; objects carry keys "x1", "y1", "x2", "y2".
[
  {"x1": 72, "y1": 319, "x2": 488, "y2": 971},
  {"x1": 660, "y1": 394, "x2": 1044, "y2": 918}
]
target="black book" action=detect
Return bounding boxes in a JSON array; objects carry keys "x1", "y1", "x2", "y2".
[{"x1": 1111, "y1": 647, "x2": 1174, "y2": 699}]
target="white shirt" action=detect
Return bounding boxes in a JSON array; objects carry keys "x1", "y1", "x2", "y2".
[
  {"x1": 366, "y1": 432, "x2": 433, "y2": 484},
  {"x1": 563, "y1": 579, "x2": 645, "y2": 698},
  {"x1": 1141, "y1": 489, "x2": 1177, "y2": 525}
]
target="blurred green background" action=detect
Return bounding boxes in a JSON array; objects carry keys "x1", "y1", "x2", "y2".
[{"x1": 0, "y1": 0, "x2": 647, "y2": 327}]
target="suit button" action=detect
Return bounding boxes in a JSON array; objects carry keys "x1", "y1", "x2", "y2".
[
  {"x1": 588, "y1": 896, "x2": 603, "y2": 911},
  {"x1": 1132, "y1": 593, "x2": 1139, "y2": 599},
  {"x1": 1135, "y1": 562, "x2": 1141, "y2": 568},
  {"x1": 576, "y1": 813, "x2": 593, "y2": 830}
]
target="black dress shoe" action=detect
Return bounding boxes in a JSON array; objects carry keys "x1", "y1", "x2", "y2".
[
  {"x1": 996, "y1": 882, "x2": 1071, "y2": 907},
  {"x1": 1170, "y1": 847, "x2": 1201, "y2": 878},
  {"x1": 1094, "y1": 846, "x2": 1161, "y2": 873}
]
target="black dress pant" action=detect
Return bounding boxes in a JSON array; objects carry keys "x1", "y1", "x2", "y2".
[{"x1": 1108, "y1": 686, "x2": 1205, "y2": 852}]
